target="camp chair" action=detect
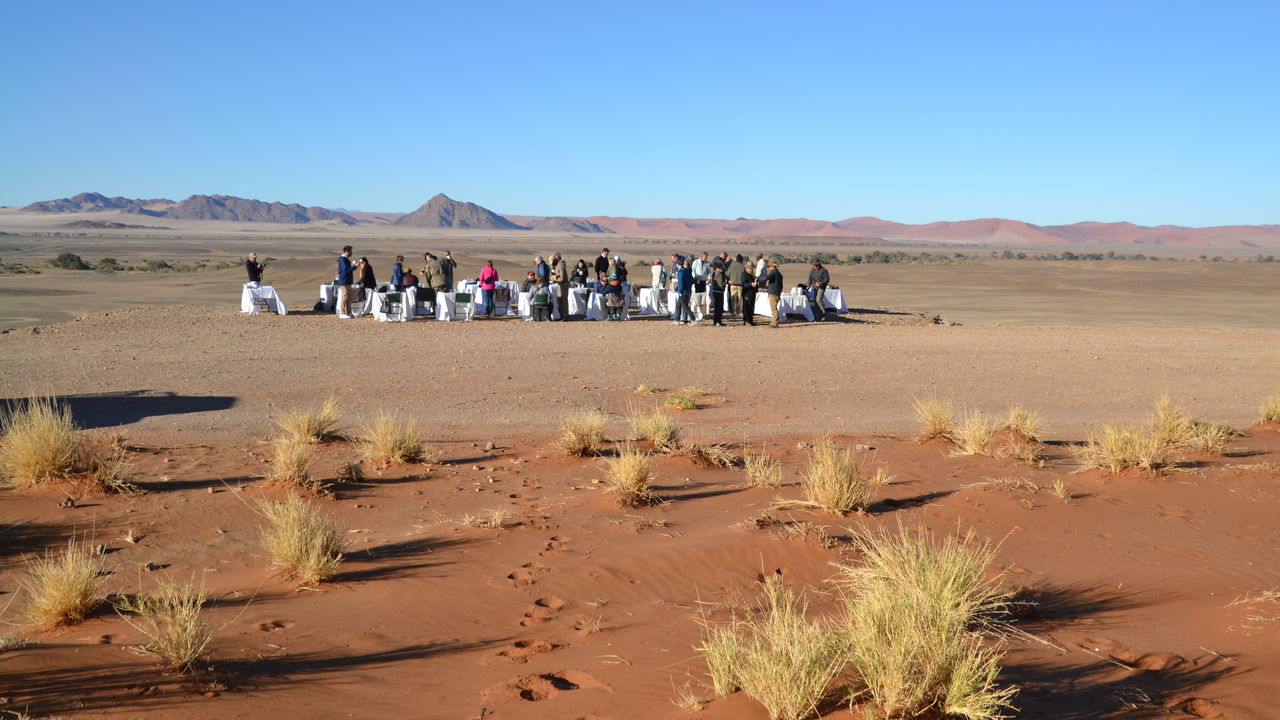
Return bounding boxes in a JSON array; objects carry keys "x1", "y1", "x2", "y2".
[
  {"x1": 383, "y1": 292, "x2": 404, "y2": 321},
  {"x1": 251, "y1": 296, "x2": 272, "y2": 314},
  {"x1": 493, "y1": 285, "x2": 512, "y2": 315},
  {"x1": 531, "y1": 291, "x2": 551, "y2": 322},
  {"x1": 454, "y1": 292, "x2": 474, "y2": 321}
]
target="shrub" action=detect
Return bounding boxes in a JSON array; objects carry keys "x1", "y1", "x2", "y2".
[
  {"x1": 697, "y1": 577, "x2": 845, "y2": 720},
  {"x1": 115, "y1": 578, "x2": 214, "y2": 670},
  {"x1": 266, "y1": 437, "x2": 320, "y2": 492},
  {"x1": 634, "y1": 383, "x2": 659, "y2": 396},
  {"x1": 276, "y1": 395, "x2": 342, "y2": 443},
  {"x1": 49, "y1": 252, "x2": 90, "y2": 270},
  {"x1": 836, "y1": 528, "x2": 1014, "y2": 720},
  {"x1": 801, "y1": 436, "x2": 877, "y2": 515},
  {"x1": 951, "y1": 412, "x2": 998, "y2": 457},
  {"x1": 913, "y1": 395, "x2": 955, "y2": 442},
  {"x1": 604, "y1": 444, "x2": 653, "y2": 508},
  {"x1": 357, "y1": 411, "x2": 431, "y2": 464},
  {"x1": 1149, "y1": 394, "x2": 1196, "y2": 448},
  {"x1": 556, "y1": 410, "x2": 607, "y2": 457},
  {"x1": 0, "y1": 397, "x2": 133, "y2": 492},
  {"x1": 96, "y1": 257, "x2": 121, "y2": 272},
  {"x1": 994, "y1": 436, "x2": 1045, "y2": 466},
  {"x1": 259, "y1": 495, "x2": 345, "y2": 585},
  {"x1": 21, "y1": 539, "x2": 105, "y2": 627},
  {"x1": 630, "y1": 407, "x2": 682, "y2": 452},
  {"x1": 665, "y1": 394, "x2": 698, "y2": 411},
  {"x1": 744, "y1": 446, "x2": 783, "y2": 487},
  {"x1": 1073, "y1": 424, "x2": 1168, "y2": 472},
  {"x1": 680, "y1": 439, "x2": 736, "y2": 468},
  {"x1": 1186, "y1": 421, "x2": 1236, "y2": 455},
  {"x1": 1261, "y1": 395, "x2": 1280, "y2": 424},
  {"x1": 1003, "y1": 406, "x2": 1041, "y2": 442}
]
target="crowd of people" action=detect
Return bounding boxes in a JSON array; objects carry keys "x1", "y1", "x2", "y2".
[{"x1": 281, "y1": 245, "x2": 835, "y2": 326}]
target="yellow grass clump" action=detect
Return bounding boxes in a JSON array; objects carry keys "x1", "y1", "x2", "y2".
[
  {"x1": 266, "y1": 437, "x2": 321, "y2": 492},
  {"x1": 1261, "y1": 395, "x2": 1280, "y2": 424},
  {"x1": 743, "y1": 446, "x2": 783, "y2": 487},
  {"x1": 556, "y1": 410, "x2": 607, "y2": 457},
  {"x1": 836, "y1": 527, "x2": 1014, "y2": 720},
  {"x1": 634, "y1": 383, "x2": 660, "y2": 396},
  {"x1": 259, "y1": 495, "x2": 346, "y2": 585},
  {"x1": 603, "y1": 444, "x2": 654, "y2": 508},
  {"x1": 951, "y1": 412, "x2": 998, "y2": 457},
  {"x1": 912, "y1": 395, "x2": 956, "y2": 442},
  {"x1": 276, "y1": 394, "x2": 342, "y2": 443},
  {"x1": 1073, "y1": 424, "x2": 1168, "y2": 472},
  {"x1": 115, "y1": 578, "x2": 215, "y2": 671},
  {"x1": 680, "y1": 438, "x2": 737, "y2": 468},
  {"x1": 1149, "y1": 394, "x2": 1197, "y2": 448},
  {"x1": 0, "y1": 397, "x2": 135, "y2": 492},
  {"x1": 630, "y1": 407, "x2": 682, "y2": 452},
  {"x1": 800, "y1": 436, "x2": 877, "y2": 515},
  {"x1": 357, "y1": 411, "x2": 432, "y2": 464},
  {"x1": 665, "y1": 393, "x2": 698, "y2": 411},
  {"x1": 697, "y1": 577, "x2": 846, "y2": 720},
  {"x1": 21, "y1": 539, "x2": 105, "y2": 627},
  {"x1": 1003, "y1": 406, "x2": 1042, "y2": 442}
]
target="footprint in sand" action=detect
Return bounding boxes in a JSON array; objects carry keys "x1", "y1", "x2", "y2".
[
  {"x1": 482, "y1": 670, "x2": 611, "y2": 704},
  {"x1": 521, "y1": 596, "x2": 567, "y2": 626},
  {"x1": 258, "y1": 620, "x2": 295, "y2": 632},
  {"x1": 1080, "y1": 637, "x2": 1187, "y2": 671},
  {"x1": 1181, "y1": 697, "x2": 1225, "y2": 718},
  {"x1": 506, "y1": 561, "x2": 549, "y2": 587},
  {"x1": 484, "y1": 639, "x2": 561, "y2": 665},
  {"x1": 541, "y1": 535, "x2": 570, "y2": 555}
]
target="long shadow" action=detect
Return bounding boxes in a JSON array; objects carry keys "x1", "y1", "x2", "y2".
[
  {"x1": 1, "y1": 392, "x2": 238, "y2": 429},
  {"x1": 0, "y1": 520, "x2": 76, "y2": 568},
  {"x1": 872, "y1": 489, "x2": 954, "y2": 513},
  {"x1": 651, "y1": 482, "x2": 749, "y2": 503},
  {"x1": 134, "y1": 474, "x2": 254, "y2": 493},
  {"x1": 1005, "y1": 580, "x2": 1148, "y2": 627},
  {"x1": 332, "y1": 535, "x2": 473, "y2": 583}
]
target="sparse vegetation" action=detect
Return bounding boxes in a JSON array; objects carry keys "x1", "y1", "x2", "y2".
[
  {"x1": 1073, "y1": 424, "x2": 1168, "y2": 472},
  {"x1": 744, "y1": 446, "x2": 783, "y2": 487},
  {"x1": 266, "y1": 437, "x2": 320, "y2": 492},
  {"x1": 259, "y1": 494, "x2": 346, "y2": 585},
  {"x1": 630, "y1": 407, "x2": 682, "y2": 452},
  {"x1": 1149, "y1": 394, "x2": 1197, "y2": 448},
  {"x1": 697, "y1": 577, "x2": 846, "y2": 720},
  {"x1": 556, "y1": 410, "x2": 607, "y2": 457},
  {"x1": 21, "y1": 539, "x2": 105, "y2": 627},
  {"x1": 952, "y1": 412, "x2": 998, "y2": 457},
  {"x1": 49, "y1": 252, "x2": 90, "y2": 270},
  {"x1": 836, "y1": 527, "x2": 1014, "y2": 720},
  {"x1": 913, "y1": 395, "x2": 956, "y2": 442},
  {"x1": 357, "y1": 411, "x2": 431, "y2": 464},
  {"x1": 1003, "y1": 406, "x2": 1042, "y2": 442},
  {"x1": 634, "y1": 383, "x2": 659, "y2": 396},
  {"x1": 680, "y1": 439, "x2": 736, "y2": 468},
  {"x1": 800, "y1": 436, "x2": 877, "y2": 515},
  {"x1": 665, "y1": 393, "x2": 698, "y2": 411},
  {"x1": 0, "y1": 397, "x2": 134, "y2": 492},
  {"x1": 1261, "y1": 395, "x2": 1280, "y2": 424},
  {"x1": 276, "y1": 395, "x2": 342, "y2": 443},
  {"x1": 114, "y1": 578, "x2": 214, "y2": 670},
  {"x1": 994, "y1": 435, "x2": 1046, "y2": 466},
  {"x1": 462, "y1": 508, "x2": 511, "y2": 529},
  {"x1": 603, "y1": 444, "x2": 654, "y2": 508},
  {"x1": 1050, "y1": 478, "x2": 1072, "y2": 502}
]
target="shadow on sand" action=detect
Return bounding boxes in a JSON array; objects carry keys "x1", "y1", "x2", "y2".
[{"x1": 1, "y1": 391, "x2": 238, "y2": 429}]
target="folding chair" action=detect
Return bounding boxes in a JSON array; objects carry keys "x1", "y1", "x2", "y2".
[
  {"x1": 531, "y1": 292, "x2": 551, "y2": 321},
  {"x1": 383, "y1": 292, "x2": 404, "y2": 321},
  {"x1": 493, "y1": 286, "x2": 512, "y2": 316},
  {"x1": 453, "y1": 292, "x2": 474, "y2": 321},
  {"x1": 251, "y1": 296, "x2": 272, "y2": 314}
]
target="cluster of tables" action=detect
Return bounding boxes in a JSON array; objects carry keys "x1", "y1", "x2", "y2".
[{"x1": 290, "y1": 281, "x2": 847, "y2": 323}]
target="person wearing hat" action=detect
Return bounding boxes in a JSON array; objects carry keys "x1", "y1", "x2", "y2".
[
  {"x1": 807, "y1": 258, "x2": 830, "y2": 321},
  {"x1": 761, "y1": 260, "x2": 785, "y2": 327},
  {"x1": 245, "y1": 253, "x2": 265, "y2": 284}
]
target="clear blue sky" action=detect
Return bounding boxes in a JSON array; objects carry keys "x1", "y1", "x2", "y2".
[{"x1": 1, "y1": 1, "x2": 1276, "y2": 226}]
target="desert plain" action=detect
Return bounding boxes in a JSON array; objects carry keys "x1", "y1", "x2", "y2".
[{"x1": 1, "y1": 212, "x2": 1279, "y2": 720}]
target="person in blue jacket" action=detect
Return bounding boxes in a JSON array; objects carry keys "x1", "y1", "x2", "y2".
[
  {"x1": 335, "y1": 245, "x2": 355, "y2": 318},
  {"x1": 390, "y1": 255, "x2": 405, "y2": 290},
  {"x1": 674, "y1": 258, "x2": 694, "y2": 325}
]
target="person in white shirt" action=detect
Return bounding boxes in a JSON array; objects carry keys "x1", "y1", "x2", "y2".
[
  {"x1": 754, "y1": 253, "x2": 767, "y2": 278},
  {"x1": 691, "y1": 252, "x2": 711, "y2": 291},
  {"x1": 650, "y1": 260, "x2": 664, "y2": 288}
]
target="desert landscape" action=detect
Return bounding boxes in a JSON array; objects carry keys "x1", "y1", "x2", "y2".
[{"x1": 1, "y1": 192, "x2": 1279, "y2": 720}]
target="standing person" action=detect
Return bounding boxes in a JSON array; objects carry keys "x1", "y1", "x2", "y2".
[
  {"x1": 762, "y1": 260, "x2": 785, "y2": 327},
  {"x1": 808, "y1": 258, "x2": 830, "y2": 321},
  {"x1": 741, "y1": 264, "x2": 758, "y2": 326},
  {"x1": 650, "y1": 259, "x2": 664, "y2": 288},
  {"x1": 441, "y1": 251, "x2": 457, "y2": 289},
  {"x1": 571, "y1": 259, "x2": 589, "y2": 285},
  {"x1": 335, "y1": 245, "x2": 355, "y2": 318},
  {"x1": 726, "y1": 253, "x2": 744, "y2": 315},
  {"x1": 550, "y1": 252, "x2": 569, "y2": 321},
  {"x1": 357, "y1": 257, "x2": 377, "y2": 303},
  {"x1": 594, "y1": 248, "x2": 611, "y2": 280},
  {"x1": 668, "y1": 252, "x2": 684, "y2": 291},
  {"x1": 754, "y1": 253, "x2": 767, "y2": 279},
  {"x1": 478, "y1": 260, "x2": 500, "y2": 317},
  {"x1": 709, "y1": 258, "x2": 727, "y2": 327},
  {"x1": 535, "y1": 256, "x2": 550, "y2": 285},
  {"x1": 390, "y1": 255, "x2": 405, "y2": 290},
  {"x1": 423, "y1": 252, "x2": 446, "y2": 293},
  {"x1": 674, "y1": 258, "x2": 694, "y2": 325},
  {"x1": 692, "y1": 251, "x2": 711, "y2": 292},
  {"x1": 245, "y1": 253, "x2": 265, "y2": 283}
]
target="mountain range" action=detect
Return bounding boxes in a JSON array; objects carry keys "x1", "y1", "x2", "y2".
[{"x1": 16, "y1": 191, "x2": 1280, "y2": 247}]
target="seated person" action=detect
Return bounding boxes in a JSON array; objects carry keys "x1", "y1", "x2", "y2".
[
  {"x1": 401, "y1": 270, "x2": 419, "y2": 289},
  {"x1": 521, "y1": 271, "x2": 539, "y2": 293}
]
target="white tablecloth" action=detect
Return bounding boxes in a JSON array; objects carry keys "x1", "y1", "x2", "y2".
[
  {"x1": 372, "y1": 288, "x2": 413, "y2": 322},
  {"x1": 755, "y1": 293, "x2": 815, "y2": 321},
  {"x1": 518, "y1": 291, "x2": 562, "y2": 321},
  {"x1": 669, "y1": 291, "x2": 709, "y2": 321},
  {"x1": 638, "y1": 287, "x2": 666, "y2": 315},
  {"x1": 456, "y1": 280, "x2": 519, "y2": 316},
  {"x1": 807, "y1": 287, "x2": 847, "y2": 312},
  {"x1": 241, "y1": 284, "x2": 287, "y2": 315}
]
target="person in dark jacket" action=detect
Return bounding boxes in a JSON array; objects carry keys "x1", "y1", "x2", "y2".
[
  {"x1": 709, "y1": 258, "x2": 727, "y2": 326},
  {"x1": 356, "y1": 257, "x2": 377, "y2": 303},
  {"x1": 571, "y1": 259, "x2": 589, "y2": 285},
  {"x1": 762, "y1": 260, "x2": 784, "y2": 327},
  {"x1": 335, "y1": 245, "x2": 355, "y2": 318},
  {"x1": 725, "y1": 254, "x2": 744, "y2": 315},
  {"x1": 401, "y1": 268, "x2": 418, "y2": 289},
  {"x1": 807, "y1": 258, "x2": 830, "y2": 321},
  {"x1": 674, "y1": 258, "x2": 694, "y2": 325},
  {"x1": 535, "y1": 256, "x2": 550, "y2": 285},
  {"x1": 593, "y1": 248, "x2": 611, "y2": 280},
  {"x1": 441, "y1": 251, "x2": 457, "y2": 289},
  {"x1": 390, "y1": 255, "x2": 405, "y2": 290},
  {"x1": 245, "y1": 253, "x2": 265, "y2": 283},
  {"x1": 740, "y1": 264, "x2": 758, "y2": 325}
]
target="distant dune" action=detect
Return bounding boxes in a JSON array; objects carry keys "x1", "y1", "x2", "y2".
[{"x1": 23, "y1": 192, "x2": 356, "y2": 225}]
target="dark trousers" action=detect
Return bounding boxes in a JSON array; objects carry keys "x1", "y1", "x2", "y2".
[
  {"x1": 675, "y1": 293, "x2": 692, "y2": 323},
  {"x1": 710, "y1": 289, "x2": 724, "y2": 325},
  {"x1": 741, "y1": 288, "x2": 757, "y2": 324},
  {"x1": 813, "y1": 286, "x2": 827, "y2": 320}
]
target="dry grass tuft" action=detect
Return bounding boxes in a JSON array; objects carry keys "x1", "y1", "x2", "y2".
[
  {"x1": 680, "y1": 439, "x2": 737, "y2": 468},
  {"x1": 634, "y1": 383, "x2": 660, "y2": 396},
  {"x1": 462, "y1": 508, "x2": 511, "y2": 529},
  {"x1": 836, "y1": 527, "x2": 1014, "y2": 720},
  {"x1": 1073, "y1": 424, "x2": 1169, "y2": 473},
  {"x1": 1003, "y1": 406, "x2": 1042, "y2": 442},
  {"x1": 696, "y1": 577, "x2": 846, "y2": 720},
  {"x1": 800, "y1": 436, "x2": 877, "y2": 515},
  {"x1": 743, "y1": 446, "x2": 783, "y2": 487},
  {"x1": 1261, "y1": 395, "x2": 1280, "y2": 424},
  {"x1": 21, "y1": 539, "x2": 105, "y2": 627},
  {"x1": 276, "y1": 394, "x2": 343, "y2": 443},
  {"x1": 556, "y1": 410, "x2": 607, "y2": 457},
  {"x1": 114, "y1": 578, "x2": 214, "y2": 671},
  {"x1": 630, "y1": 407, "x2": 682, "y2": 452},
  {"x1": 266, "y1": 437, "x2": 321, "y2": 493},
  {"x1": 994, "y1": 435, "x2": 1046, "y2": 466},
  {"x1": 665, "y1": 393, "x2": 698, "y2": 411},
  {"x1": 0, "y1": 397, "x2": 135, "y2": 492},
  {"x1": 912, "y1": 394, "x2": 956, "y2": 442},
  {"x1": 1149, "y1": 394, "x2": 1197, "y2": 448},
  {"x1": 951, "y1": 412, "x2": 998, "y2": 457},
  {"x1": 357, "y1": 411, "x2": 432, "y2": 465},
  {"x1": 603, "y1": 444, "x2": 654, "y2": 508},
  {"x1": 1185, "y1": 421, "x2": 1236, "y2": 455},
  {"x1": 1050, "y1": 478, "x2": 1072, "y2": 502},
  {"x1": 259, "y1": 495, "x2": 346, "y2": 585}
]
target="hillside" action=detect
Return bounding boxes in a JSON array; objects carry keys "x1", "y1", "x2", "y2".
[
  {"x1": 393, "y1": 193, "x2": 527, "y2": 229},
  {"x1": 21, "y1": 192, "x2": 356, "y2": 224},
  {"x1": 22, "y1": 192, "x2": 172, "y2": 214}
]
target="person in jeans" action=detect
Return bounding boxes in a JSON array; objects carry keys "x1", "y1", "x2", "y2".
[
  {"x1": 335, "y1": 245, "x2": 355, "y2": 318},
  {"x1": 478, "y1": 260, "x2": 500, "y2": 317},
  {"x1": 807, "y1": 258, "x2": 830, "y2": 321},
  {"x1": 762, "y1": 260, "x2": 784, "y2": 327},
  {"x1": 741, "y1": 264, "x2": 758, "y2": 325},
  {"x1": 709, "y1": 258, "x2": 728, "y2": 326},
  {"x1": 390, "y1": 255, "x2": 405, "y2": 290},
  {"x1": 673, "y1": 258, "x2": 694, "y2": 325}
]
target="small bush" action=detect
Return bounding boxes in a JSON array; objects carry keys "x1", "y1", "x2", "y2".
[
  {"x1": 1073, "y1": 424, "x2": 1168, "y2": 472},
  {"x1": 1149, "y1": 394, "x2": 1196, "y2": 448},
  {"x1": 1, "y1": 397, "x2": 79, "y2": 487},
  {"x1": 50, "y1": 252, "x2": 90, "y2": 270},
  {"x1": 1186, "y1": 421, "x2": 1236, "y2": 455},
  {"x1": 697, "y1": 577, "x2": 845, "y2": 720},
  {"x1": 259, "y1": 495, "x2": 345, "y2": 585},
  {"x1": 21, "y1": 539, "x2": 105, "y2": 627},
  {"x1": 266, "y1": 438, "x2": 320, "y2": 492},
  {"x1": 952, "y1": 412, "x2": 998, "y2": 457},
  {"x1": 994, "y1": 435, "x2": 1046, "y2": 466},
  {"x1": 801, "y1": 436, "x2": 877, "y2": 515},
  {"x1": 115, "y1": 578, "x2": 214, "y2": 670},
  {"x1": 556, "y1": 410, "x2": 607, "y2": 457},
  {"x1": 604, "y1": 444, "x2": 653, "y2": 508},
  {"x1": 462, "y1": 509, "x2": 511, "y2": 529},
  {"x1": 680, "y1": 439, "x2": 737, "y2": 468},
  {"x1": 913, "y1": 395, "x2": 955, "y2": 442},
  {"x1": 357, "y1": 411, "x2": 431, "y2": 464},
  {"x1": 634, "y1": 383, "x2": 659, "y2": 396},
  {"x1": 1003, "y1": 406, "x2": 1041, "y2": 442},
  {"x1": 1261, "y1": 395, "x2": 1280, "y2": 424},
  {"x1": 665, "y1": 394, "x2": 698, "y2": 411},
  {"x1": 276, "y1": 395, "x2": 342, "y2": 443},
  {"x1": 630, "y1": 407, "x2": 682, "y2": 452},
  {"x1": 744, "y1": 446, "x2": 783, "y2": 487}
]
